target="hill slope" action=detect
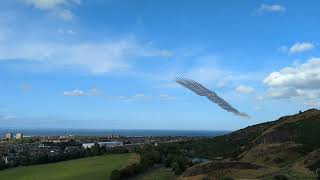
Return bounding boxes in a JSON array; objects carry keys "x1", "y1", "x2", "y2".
[{"x1": 180, "y1": 109, "x2": 320, "y2": 179}]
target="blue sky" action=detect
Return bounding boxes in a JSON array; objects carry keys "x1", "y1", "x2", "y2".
[{"x1": 1, "y1": 0, "x2": 320, "y2": 130}]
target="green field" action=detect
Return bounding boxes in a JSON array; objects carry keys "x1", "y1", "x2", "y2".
[{"x1": 0, "y1": 153, "x2": 139, "y2": 180}]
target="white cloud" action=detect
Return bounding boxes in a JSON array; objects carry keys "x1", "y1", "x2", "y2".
[
  {"x1": 257, "y1": 4, "x2": 286, "y2": 13},
  {"x1": 186, "y1": 67, "x2": 258, "y2": 89},
  {"x1": 235, "y1": 85, "x2": 255, "y2": 94},
  {"x1": 20, "y1": 0, "x2": 81, "y2": 20},
  {"x1": 23, "y1": 0, "x2": 62, "y2": 10},
  {"x1": 289, "y1": 42, "x2": 314, "y2": 54},
  {"x1": 264, "y1": 58, "x2": 320, "y2": 99},
  {"x1": 56, "y1": 9, "x2": 73, "y2": 21},
  {"x1": 254, "y1": 106, "x2": 262, "y2": 111},
  {"x1": 266, "y1": 87, "x2": 300, "y2": 99},
  {"x1": 256, "y1": 95, "x2": 264, "y2": 101},
  {"x1": 160, "y1": 94, "x2": 176, "y2": 100},
  {"x1": 122, "y1": 93, "x2": 150, "y2": 102},
  {"x1": 264, "y1": 58, "x2": 320, "y2": 89},
  {"x1": 0, "y1": 38, "x2": 173, "y2": 74},
  {"x1": 63, "y1": 89, "x2": 102, "y2": 96},
  {"x1": 280, "y1": 42, "x2": 315, "y2": 54},
  {"x1": 187, "y1": 56, "x2": 262, "y2": 86}
]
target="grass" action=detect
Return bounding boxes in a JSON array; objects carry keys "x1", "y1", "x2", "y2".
[
  {"x1": 133, "y1": 166, "x2": 175, "y2": 180},
  {"x1": 0, "y1": 153, "x2": 139, "y2": 180}
]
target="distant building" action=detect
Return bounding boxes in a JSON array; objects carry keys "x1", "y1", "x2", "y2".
[
  {"x1": 16, "y1": 133, "x2": 23, "y2": 140},
  {"x1": 82, "y1": 141, "x2": 123, "y2": 149},
  {"x1": 5, "y1": 133, "x2": 12, "y2": 140},
  {"x1": 82, "y1": 143, "x2": 95, "y2": 149}
]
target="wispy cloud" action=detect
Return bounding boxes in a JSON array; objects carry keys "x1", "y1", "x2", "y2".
[
  {"x1": 19, "y1": 0, "x2": 81, "y2": 21},
  {"x1": 0, "y1": 37, "x2": 174, "y2": 74},
  {"x1": 107, "y1": 93, "x2": 151, "y2": 102},
  {"x1": 235, "y1": 85, "x2": 255, "y2": 94},
  {"x1": 159, "y1": 94, "x2": 177, "y2": 100},
  {"x1": 279, "y1": 42, "x2": 315, "y2": 54},
  {"x1": 56, "y1": 9, "x2": 74, "y2": 20},
  {"x1": 63, "y1": 89, "x2": 102, "y2": 96},
  {"x1": 182, "y1": 56, "x2": 261, "y2": 89},
  {"x1": 289, "y1": 42, "x2": 314, "y2": 54},
  {"x1": 256, "y1": 4, "x2": 286, "y2": 13},
  {"x1": 106, "y1": 93, "x2": 177, "y2": 102}
]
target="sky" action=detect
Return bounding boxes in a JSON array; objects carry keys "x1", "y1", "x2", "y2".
[{"x1": 1, "y1": 0, "x2": 320, "y2": 130}]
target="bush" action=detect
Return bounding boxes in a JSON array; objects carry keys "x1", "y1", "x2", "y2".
[
  {"x1": 110, "y1": 169, "x2": 121, "y2": 180},
  {"x1": 202, "y1": 176, "x2": 210, "y2": 180},
  {"x1": 273, "y1": 174, "x2": 288, "y2": 180},
  {"x1": 273, "y1": 157, "x2": 284, "y2": 164},
  {"x1": 219, "y1": 176, "x2": 234, "y2": 180}
]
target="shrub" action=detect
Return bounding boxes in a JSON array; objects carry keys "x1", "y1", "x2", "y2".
[
  {"x1": 219, "y1": 176, "x2": 234, "y2": 180},
  {"x1": 110, "y1": 169, "x2": 121, "y2": 180},
  {"x1": 273, "y1": 174, "x2": 288, "y2": 180}
]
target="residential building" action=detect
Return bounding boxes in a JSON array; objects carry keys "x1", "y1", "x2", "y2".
[
  {"x1": 82, "y1": 141, "x2": 123, "y2": 149},
  {"x1": 16, "y1": 133, "x2": 23, "y2": 140},
  {"x1": 5, "y1": 133, "x2": 12, "y2": 140}
]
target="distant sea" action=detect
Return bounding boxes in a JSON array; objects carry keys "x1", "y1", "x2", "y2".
[{"x1": 0, "y1": 129, "x2": 230, "y2": 137}]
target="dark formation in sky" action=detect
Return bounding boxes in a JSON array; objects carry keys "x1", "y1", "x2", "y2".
[{"x1": 176, "y1": 78, "x2": 250, "y2": 118}]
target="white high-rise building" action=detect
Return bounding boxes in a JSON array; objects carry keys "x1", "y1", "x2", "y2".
[{"x1": 16, "y1": 133, "x2": 23, "y2": 140}]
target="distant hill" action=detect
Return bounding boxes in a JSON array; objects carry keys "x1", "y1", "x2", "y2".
[{"x1": 180, "y1": 109, "x2": 320, "y2": 179}]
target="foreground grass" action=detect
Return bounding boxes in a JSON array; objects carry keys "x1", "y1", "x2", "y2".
[{"x1": 0, "y1": 153, "x2": 139, "y2": 180}]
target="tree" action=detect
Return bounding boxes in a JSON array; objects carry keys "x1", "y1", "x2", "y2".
[
  {"x1": 91, "y1": 143, "x2": 101, "y2": 155},
  {"x1": 171, "y1": 161, "x2": 182, "y2": 175},
  {"x1": 0, "y1": 158, "x2": 6, "y2": 170}
]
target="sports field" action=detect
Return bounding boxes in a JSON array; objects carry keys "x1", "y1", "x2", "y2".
[{"x1": 0, "y1": 153, "x2": 139, "y2": 180}]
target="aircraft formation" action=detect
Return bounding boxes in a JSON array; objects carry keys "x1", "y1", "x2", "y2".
[{"x1": 175, "y1": 77, "x2": 250, "y2": 118}]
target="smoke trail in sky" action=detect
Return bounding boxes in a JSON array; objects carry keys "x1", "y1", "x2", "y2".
[{"x1": 176, "y1": 77, "x2": 250, "y2": 118}]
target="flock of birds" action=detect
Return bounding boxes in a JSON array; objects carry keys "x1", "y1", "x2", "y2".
[{"x1": 175, "y1": 77, "x2": 250, "y2": 118}]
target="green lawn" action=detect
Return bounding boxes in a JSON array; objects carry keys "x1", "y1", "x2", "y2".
[{"x1": 0, "y1": 153, "x2": 139, "y2": 180}]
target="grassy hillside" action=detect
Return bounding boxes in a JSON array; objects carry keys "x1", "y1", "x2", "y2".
[
  {"x1": 0, "y1": 153, "x2": 139, "y2": 180},
  {"x1": 177, "y1": 119, "x2": 277, "y2": 160},
  {"x1": 178, "y1": 109, "x2": 320, "y2": 179}
]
